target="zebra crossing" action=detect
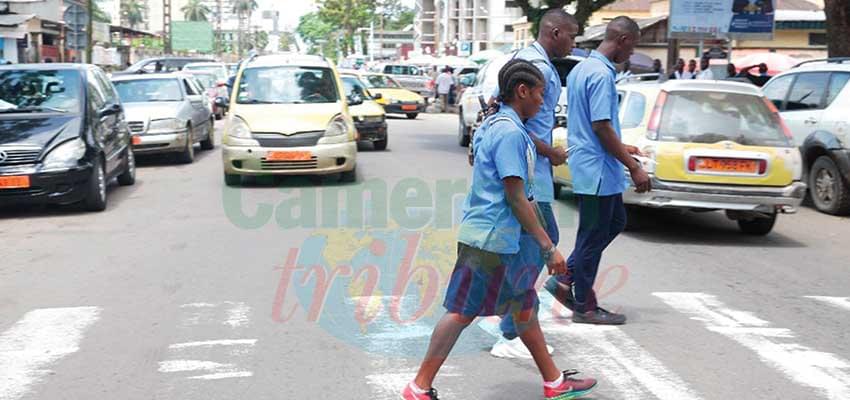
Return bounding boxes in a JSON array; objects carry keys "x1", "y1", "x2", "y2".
[{"x1": 0, "y1": 294, "x2": 848, "y2": 400}]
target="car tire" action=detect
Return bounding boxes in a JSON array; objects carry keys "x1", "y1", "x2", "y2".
[
  {"x1": 809, "y1": 155, "x2": 850, "y2": 215},
  {"x1": 83, "y1": 157, "x2": 107, "y2": 212},
  {"x1": 374, "y1": 137, "x2": 388, "y2": 151},
  {"x1": 178, "y1": 125, "x2": 195, "y2": 164},
  {"x1": 458, "y1": 110, "x2": 470, "y2": 147},
  {"x1": 117, "y1": 148, "x2": 136, "y2": 186},
  {"x1": 737, "y1": 213, "x2": 777, "y2": 236},
  {"x1": 224, "y1": 172, "x2": 241, "y2": 186},
  {"x1": 406, "y1": 113, "x2": 418, "y2": 120},
  {"x1": 340, "y1": 166, "x2": 357, "y2": 183},
  {"x1": 201, "y1": 121, "x2": 215, "y2": 150}
]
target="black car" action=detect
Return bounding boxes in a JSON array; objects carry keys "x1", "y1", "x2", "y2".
[
  {"x1": 0, "y1": 64, "x2": 136, "y2": 211},
  {"x1": 113, "y1": 57, "x2": 216, "y2": 76}
]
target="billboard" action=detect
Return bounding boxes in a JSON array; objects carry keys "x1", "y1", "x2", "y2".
[
  {"x1": 669, "y1": 0, "x2": 775, "y2": 40},
  {"x1": 171, "y1": 21, "x2": 214, "y2": 53}
]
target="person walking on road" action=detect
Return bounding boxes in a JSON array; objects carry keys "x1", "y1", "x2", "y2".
[
  {"x1": 435, "y1": 67, "x2": 454, "y2": 112},
  {"x1": 401, "y1": 59, "x2": 597, "y2": 400},
  {"x1": 543, "y1": 16, "x2": 652, "y2": 325}
]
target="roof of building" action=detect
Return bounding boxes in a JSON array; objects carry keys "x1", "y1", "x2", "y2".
[
  {"x1": 776, "y1": 0, "x2": 821, "y2": 11},
  {"x1": 602, "y1": 0, "x2": 652, "y2": 11},
  {"x1": 0, "y1": 13, "x2": 36, "y2": 27},
  {"x1": 577, "y1": 15, "x2": 667, "y2": 43}
]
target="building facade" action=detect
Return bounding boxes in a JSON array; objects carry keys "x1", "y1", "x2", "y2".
[{"x1": 415, "y1": 0, "x2": 522, "y2": 56}]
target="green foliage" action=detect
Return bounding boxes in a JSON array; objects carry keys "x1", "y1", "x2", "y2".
[
  {"x1": 92, "y1": 0, "x2": 112, "y2": 24},
  {"x1": 181, "y1": 0, "x2": 211, "y2": 22},
  {"x1": 121, "y1": 0, "x2": 146, "y2": 29},
  {"x1": 515, "y1": 0, "x2": 618, "y2": 35}
]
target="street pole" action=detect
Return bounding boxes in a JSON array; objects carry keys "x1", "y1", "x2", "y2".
[
  {"x1": 86, "y1": 0, "x2": 93, "y2": 63},
  {"x1": 369, "y1": 20, "x2": 374, "y2": 62}
]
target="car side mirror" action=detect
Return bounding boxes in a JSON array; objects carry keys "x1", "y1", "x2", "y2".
[
  {"x1": 98, "y1": 103, "x2": 122, "y2": 118},
  {"x1": 188, "y1": 95, "x2": 204, "y2": 104},
  {"x1": 347, "y1": 94, "x2": 364, "y2": 106},
  {"x1": 371, "y1": 92, "x2": 382, "y2": 100}
]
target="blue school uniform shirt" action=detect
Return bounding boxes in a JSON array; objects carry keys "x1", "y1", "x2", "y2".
[
  {"x1": 491, "y1": 42, "x2": 561, "y2": 203},
  {"x1": 457, "y1": 104, "x2": 536, "y2": 255},
  {"x1": 566, "y1": 50, "x2": 628, "y2": 196}
]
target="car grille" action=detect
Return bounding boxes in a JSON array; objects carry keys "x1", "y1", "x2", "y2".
[
  {"x1": 252, "y1": 131, "x2": 323, "y2": 148},
  {"x1": 128, "y1": 121, "x2": 146, "y2": 134},
  {"x1": 362, "y1": 116, "x2": 384, "y2": 124},
  {"x1": 260, "y1": 157, "x2": 319, "y2": 170},
  {"x1": 0, "y1": 147, "x2": 41, "y2": 166}
]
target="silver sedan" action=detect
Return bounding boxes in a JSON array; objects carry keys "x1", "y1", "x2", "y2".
[{"x1": 111, "y1": 73, "x2": 215, "y2": 163}]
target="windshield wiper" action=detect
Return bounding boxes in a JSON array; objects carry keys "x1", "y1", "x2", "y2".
[
  {"x1": 0, "y1": 105, "x2": 67, "y2": 113},
  {"x1": 241, "y1": 99, "x2": 281, "y2": 104}
]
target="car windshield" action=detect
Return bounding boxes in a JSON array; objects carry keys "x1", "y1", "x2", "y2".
[
  {"x1": 113, "y1": 79, "x2": 184, "y2": 102},
  {"x1": 658, "y1": 91, "x2": 790, "y2": 147},
  {"x1": 362, "y1": 75, "x2": 401, "y2": 89},
  {"x1": 341, "y1": 76, "x2": 372, "y2": 100},
  {"x1": 0, "y1": 69, "x2": 81, "y2": 114},
  {"x1": 236, "y1": 66, "x2": 339, "y2": 104},
  {"x1": 184, "y1": 65, "x2": 226, "y2": 81},
  {"x1": 190, "y1": 73, "x2": 217, "y2": 90}
]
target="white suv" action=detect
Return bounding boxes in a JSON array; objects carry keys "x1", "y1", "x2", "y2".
[{"x1": 762, "y1": 58, "x2": 850, "y2": 215}]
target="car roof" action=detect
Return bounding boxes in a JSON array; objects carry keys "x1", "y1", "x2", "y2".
[
  {"x1": 183, "y1": 62, "x2": 226, "y2": 67},
  {"x1": 776, "y1": 63, "x2": 850, "y2": 77},
  {"x1": 111, "y1": 72, "x2": 189, "y2": 81},
  {"x1": 0, "y1": 63, "x2": 91, "y2": 72},
  {"x1": 246, "y1": 53, "x2": 331, "y2": 69},
  {"x1": 619, "y1": 79, "x2": 764, "y2": 97}
]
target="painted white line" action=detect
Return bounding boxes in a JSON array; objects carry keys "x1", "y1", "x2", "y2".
[
  {"x1": 158, "y1": 360, "x2": 235, "y2": 373},
  {"x1": 655, "y1": 292, "x2": 850, "y2": 400},
  {"x1": 806, "y1": 296, "x2": 850, "y2": 312},
  {"x1": 187, "y1": 371, "x2": 253, "y2": 380},
  {"x1": 224, "y1": 303, "x2": 251, "y2": 328},
  {"x1": 179, "y1": 301, "x2": 251, "y2": 327},
  {"x1": 0, "y1": 307, "x2": 101, "y2": 400},
  {"x1": 365, "y1": 364, "x2": 459, "y2": 400},
  {"x1": 168, "y1": 339, "x2": 257, "y2": 349}
]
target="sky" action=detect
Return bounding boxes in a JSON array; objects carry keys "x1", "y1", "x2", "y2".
[{"x1": 278, "y1": 0, "x2": 416, "y2": 32}]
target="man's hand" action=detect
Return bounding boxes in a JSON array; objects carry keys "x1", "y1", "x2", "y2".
[
  {"x1": 625, "y1": 145, "x2": 643, "y2": 156},
  {"x1": 548, "y1": 146, "x2": 568, "y2": 166},
  {"x1": 546, "y1": 248, "x2": 567, "y2": 276},
  {"x1": 630, "y1": 165, "x2": 652, "y2": 193}
]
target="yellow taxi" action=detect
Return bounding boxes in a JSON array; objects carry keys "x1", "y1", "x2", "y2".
[
  {"x1": 221, "y1": 54, "x2": 358, "y2": 185},
  {"x1": 339, "y1": 71, "x2": 389, "y2": 150},
  {"x1": 352, "y1": 71, "x2": 426, "y2": 119},
  {"x1": 554, "y1": 79, "x2": 806, "y2": 235}
]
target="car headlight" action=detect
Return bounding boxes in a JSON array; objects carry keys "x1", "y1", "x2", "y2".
[
  {"x1": 42, "y1": 138, "x2": 86, "y2": 170},
  {"x1": 324, "y1": 114, "x2": 350, "y2": 137},
  {"x1": 148, "y1": 118, "x2": 183, "y2": 132},
  {"x1": 227, "y1": 116, "x2": 252, "y2": 139}
]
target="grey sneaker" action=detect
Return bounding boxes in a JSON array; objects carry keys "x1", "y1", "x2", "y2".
[{"x1": 572, "y1": 307, "x2": 627, "y2": 325}]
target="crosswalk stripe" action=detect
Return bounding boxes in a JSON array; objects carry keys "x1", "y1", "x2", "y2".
[
  {"x1": 805, "y1": 296, "x2": 850, "y2": 312},
  {"x1": 0, "y1": 307, "x2": 101, "y2": 400},
  {"x1": 655, "y1": 292, "x2": 850, "y2": 400}
]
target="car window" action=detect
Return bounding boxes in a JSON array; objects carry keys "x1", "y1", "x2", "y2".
[
  {"x1": 87, "y1": 70, "x2": 106, "y2": 110},
  {"x1": 762, "y1": 74, "x2": 794, "y2": 110},
  {"x1": 183, "y1": 78, "x2": 198, "y2": 96},
  {"x1": 188, "y1": 77, "x2": 204, "y2": 95},
  {"x1": 237, "y1": 66, "x2": 339, "y2": 104},
  {"x1": 621, "y1": 92, "x2": 646, "y2": 129},
  {"x1": 113, "y1": 79, "x2": 184, "y2": 102},
  {"x1": 659, "y1": 91, "x2": 790, "y2": 147},
  {"x1": 164, "y1": 60, "x2": 186, "y2": 72},
  {"x1": 0, "y1": 69, "x2": 83, "y2": 113},
  {"x1": 341, "y1": 76, "x2": 370, "y2": 99},
  {"x1": 826, "y1": 72, "x2": 850, "y2": 107},
  {"x1": 785, "y1": 72, "x2": 829, "y2": 111},
  {"x1": 139, "y1": 61, "x2": 159, "y2": 73},
  {"x1": 362, "y1": 74, "x2": 401, "y2": 89},
  {"x1": 94, "y1": 69, "x2": 118, "y2": 104}
]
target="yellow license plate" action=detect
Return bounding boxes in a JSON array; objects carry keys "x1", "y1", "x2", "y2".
[
  {"x1": 266, "y1": 151, "x2": 312, "y2": 161},
  {"x1": 695, "y1": 158, "x2": 758, "y2": 173},
  {"x1": 0, "y1": 176, "x2": 31, "y2": 189}
]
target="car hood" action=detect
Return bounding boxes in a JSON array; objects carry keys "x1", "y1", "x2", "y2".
[
  {"x1": 235, "y1": 102, "x2": 344, "y2": 134},
  {"x1": 122, "y1": 102, "x2": 183, "y2": 122},
  {"x1": 371, "y1": 88, "x2": 423, "y2": 102},
  {"x1": 349, "y1": 100, "x2": 385, "y2": 117},
  {"x1": 0, "y1": 114, "x2": 81, "y2": 148}
]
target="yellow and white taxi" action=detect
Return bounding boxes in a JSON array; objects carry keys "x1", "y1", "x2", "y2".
[
  {"x1": 352, "y1": 71, "x2": 426, "y2": 119},
  {"x1": 339, "y1": 71, "x2": 389, "y2": 150},
  {"x1": 221, "y1": 54, "x2": 358, "y2": 185},
  {"x1": 554, "y1": 79, "x2": 806, "y2": 235}
]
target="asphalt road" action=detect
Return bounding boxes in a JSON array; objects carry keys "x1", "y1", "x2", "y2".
[{"x1": 1, "y1": 113, "x2": 849, "y2": 400}]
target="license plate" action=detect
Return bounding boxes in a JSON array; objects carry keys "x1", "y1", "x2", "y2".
[
  {"x1": 401, "y1": 104, "x2": 417, "y2": 111},
  {"x1": 0, "y1": 175, "x2": 31, "y2": 189},
  {"x1": 266, "y1": 151, "x2": 312, "y2": 161},
  {"x1": 695, "y1": 157, "x2": 758, "y2": 173},
  {"x1": 132, "y1": 136, "x2": 142, "y2": 145}
]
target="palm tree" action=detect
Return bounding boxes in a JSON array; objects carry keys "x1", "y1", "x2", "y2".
[
  {"x1": 121, "y1": 0, "x2": 146, "y2": 29},
  {"x1": 181, "y1": 0, "x2": 211, "y2": 22},
  {"x1": 233, "y1": 0, "x2": 258, "y2": 55}
]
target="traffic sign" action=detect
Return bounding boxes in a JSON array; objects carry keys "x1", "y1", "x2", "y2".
[
  {"x1": 66, "y1": 29, "x2": 87, "y2": 50},
  {"x1": 63, "y1": 4, "x2": 88, "y2": 31}
]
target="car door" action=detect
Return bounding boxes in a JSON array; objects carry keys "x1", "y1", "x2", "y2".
[
  {"x1": 773, "y1": 72, "x2": 829, "y2": 146},
  {"x1": 820, "y1": 72, "x2": 850, "y2": 140},
  {"x1": 86, "y1": 69, "x2": 112, "y2": 170},
  {"x1": 93, "y1": 68, "x2": 127, "y2": 176},
  {"x1": 181, "y1": 77, "x2": 205, "y2": 129}
]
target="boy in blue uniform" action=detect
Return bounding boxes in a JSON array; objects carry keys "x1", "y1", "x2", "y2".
[{"x1": 401, "y1": 59, "x2": 597, "y2": 400}]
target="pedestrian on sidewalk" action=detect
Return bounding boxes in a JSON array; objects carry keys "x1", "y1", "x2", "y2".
[
  {"x1": 435, "y1": 67, "x2": 454, "y2": 112},
  {"x1": 544, "y1": 16, "x2": 651, "y2": 325},
  {"x1": 696, "y1": 57, "x2": 715, "y2": 80},
  {"x1": 669, "y1": 58, "x2": 692, "y2": 80},
  {"x1": 401, "y1": 58, "x2": 597, "y2": 400}
]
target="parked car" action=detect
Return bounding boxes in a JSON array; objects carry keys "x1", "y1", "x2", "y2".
[
  {"x1": 187, "y1": 71, "x2": 229, "y2": 120},
  {"x1": 0, "y1": 63, "x2": 136, "y2": 211},
  {"x1": 222, "y1": 54, "x2": 358, "y2": 186},
  {"x1": 182, "y1": 62, "x2": 229, "y2": 83},
  {"x1": 340, "y1": 72, "x2": 388, "y2": 150},
  {"x1": 378, "y1": 63, "x2": 431, "y2": 97},
  {"x1": 113, "y1": 57, "x2": 215, "y2": 76},
  {"x1": 761, "y1": 58, "x2": 850, "y2": 215},
  {"x1": 111, "y1": 73, "x2": 215, "y2": 164},
  {"x1": 554, "y1": 79, "x2": 806, "y2": 235},
  {"x1": 355, "y1": 72, "x2": 426, "y2": 119}
]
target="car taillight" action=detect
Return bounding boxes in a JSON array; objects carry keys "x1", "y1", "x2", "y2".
[
  {"x1": 687, "y1": 156, "x2": 696, "y2": 172},
  {"x1": 758, "y1": 159, "x2": 768, "y2": 175},
  {"x1": 646, "y1": 91, "x2": 668, "y2": 140},
  {"x1": 762, "y1": 97, "x2": 793, "y2": 140}
]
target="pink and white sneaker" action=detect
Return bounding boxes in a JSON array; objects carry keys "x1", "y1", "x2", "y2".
[
  {"x1": 401, "y1": 381, "x2": 439, "y2": 400},
  {"x1": 544, "y1": 370, "x2": 597, "y2": 399}
]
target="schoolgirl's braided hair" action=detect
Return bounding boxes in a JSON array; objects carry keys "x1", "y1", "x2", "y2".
[{"x1": 496, "y1": 58, "x2": 544, "y2": 104}]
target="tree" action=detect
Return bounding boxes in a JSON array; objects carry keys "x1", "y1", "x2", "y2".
[
  {"x1": 515, "y1": 0, "x2": 618, "y2": 35},
  {"x1": 297, "y1": 11, "x2": 336, "y2": 56},
  {"x1": 376, "y1": 0, "x2": 414, "y2": 30},
  {"x1": 317, "y1": 0, "x2": 376, "y2": 56},
  {"x1": 825, "y1": 0, "x2": 850, "y2": 57},
  {"x1": 279, "y1": 32, "x2": 298, "y2": 52},
  {"x1": 121, "y1": 0, "x2": 146, "y2": 29},
  {"x1": 252, "y1": 31, "x2": 269, "y2": 52},
  {"x1": 92, "y1": 0, "x2": 112, "y2": 23},
  {"x1": 181, "y1": 0, "x2": 211, "y2": 22},
  {"x1": 233, "y1": 0, "x2": 259, "y2": 55}
]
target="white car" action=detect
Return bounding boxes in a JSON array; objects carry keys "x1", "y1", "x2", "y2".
[
  {"x1": 182, "y1": 62, "x2": 229, "y2": 85},
  {"x1": 761, "y1": 58, "x2": 850, "y2": 215}
]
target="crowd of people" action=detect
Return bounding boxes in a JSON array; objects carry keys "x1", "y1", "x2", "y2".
[{"x1": 621, "y1": 55, "x2": 774, "y2": 87}]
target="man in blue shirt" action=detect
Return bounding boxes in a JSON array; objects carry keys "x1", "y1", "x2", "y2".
[{"x1": 544, "y1": 16, "x2": 651, "y2": 325}]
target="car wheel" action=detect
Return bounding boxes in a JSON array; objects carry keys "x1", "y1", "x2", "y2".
[
  {"x1": 406, "y1": 113, "x2": 418, "y2": 120},
  {"x1": 737, "y1": 213, "x2": 777, "y2": 235},
  {"x1": 201, "y1": 121, "x2": 215, "y2": 150},
  {"x1": 373, "y1": 137, "x2": 388, "y2": 151},
  {"x1": 224, "y1": 172, "x2": 241, "y2": 186},
  {"x1": 809, "y1": 156, "x2": 850, "y2": 215},
  {"x1": 340, "y1": 166, "x2": 357, "y2": 183},
  {"x1": 117, "y1": 148, "x2": 136, "y2": 186},
  {"x1": 178, "y1": 125, "x2": 195, "y2": 164},
  {"x1": 458, "y1": 110, "x2": 470, "y2": 147},
  {"x1": 83, "y1": 157, "x2": 107, "y2": 212}
]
